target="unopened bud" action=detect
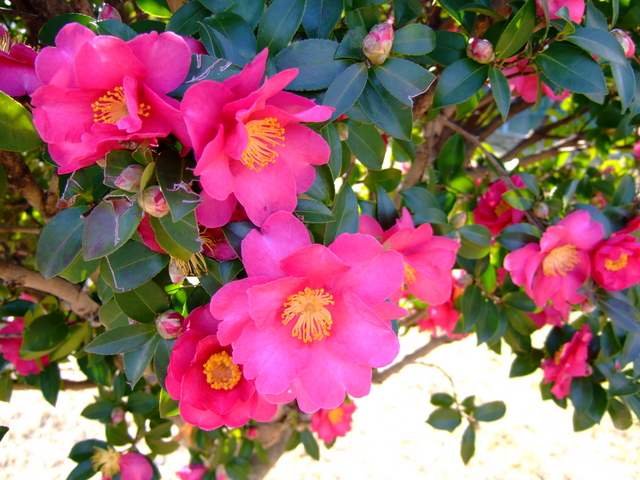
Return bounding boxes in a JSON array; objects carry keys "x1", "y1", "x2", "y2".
[
  {"x1": 114, "y1": 165, "x2": 144, "y2": 192},
  {"x1": 246, "y1": 426, "x2": 259, "y2": 440},
  {"x1": 580, "y1": 299, "x2": 596, "y2": 314},
  {"x1": 139, "y1": 185, "x2": 170, "y2": 218},
  {"x1": 336, "y1": 122, "x2": 349, "y2": 142},
  {"x1": 156, "y1": 310, "x2": 184, "y2": 339},
  {"x1": 467, "y1": 38, "x2": 495, "y2": 64},
  {"x1": 362, "y1": 23, "x2": 394, "y2": 65},
  {"x1": 612, "y1": 29, "x2": 635, "y2": 58},
  {"x1": 111, "y1": 406, "x2": 125, "y2": 424},
  {"x1": 450, "y1": 212, "x2": 467, "y2": 229},
  {"x1": 455, "y1": 273, "x2": 474, "y2": 289},
  {"x1": 98, "y1": 3, "x2": 122, "y2": 21},
  {"x1": 533, "y1": 202, "x2": 549, "y2": 219},
  {"x1": 168, "y1": 258, "x2": 186, "y2": 285}
]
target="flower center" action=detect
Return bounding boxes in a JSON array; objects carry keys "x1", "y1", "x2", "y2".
[
  {"x1": 605, "y1": 253, "x2": 628, "y2": 271},
  {"x1": 91, "y1": 446, "x2": 121, "y2": 477},
  {"x1": 92, "y1": 86, "x2": 151, "y2": 124},
  {"x1": 203, "y1": 351, "x2": 241, "y2": 390},
  {"x1": 240, "y1": 117, "x2": 285, "y2": 171},
  {"x1": 281, "y1": 287, "x2": 334, "y2": 343},
  {"x1": 542, "y1": 244, "x2": 579, "y2": 277},
  {"x1": 494, "y1": 198, "x2": 511, "y2": 217},
  {"x1": 327, "y1": 407, "x2": 344, "y2": 425},
  {"x1": 404, "y1": 262, "x2": 417, "y2": 284}
]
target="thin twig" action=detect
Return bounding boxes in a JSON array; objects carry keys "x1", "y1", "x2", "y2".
[
  {"x1": 13, "y1": 379, "x2": 96, "y2": 390},
  {"x1": 0, "y1": 226, "x2": 40, "y2": 234},
  {"x1": 0, "y1": 7, "x2": 40, "y2": 18}
]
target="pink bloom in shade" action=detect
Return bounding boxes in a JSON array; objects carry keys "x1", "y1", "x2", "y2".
[
  {"x1": 417, "y1": 283, "x2": 465, "y2": 338},
  {"x1": 166, "y1": 306, "x2": 277, "y2": 430},
  {"x1": 592, "y1": 234, "x2": 640, "y2": 292},
  {"x1": 0, "y1": 318, "x2": 49, "y2": 376},
  {"x1": 98, "y1": 4, "x2": 122, "y2": 21},
  {"x1": 527, "y1": 303, "x2": 571, "y2": 329},
  {"x1": 181, "y1": 36, "x2": 208, "y2": 55},
  {"x1": 0, "y1": 26, "x2": 41, "y2": 96},
  {"x1": 618, "y1": 216, "x2": 640, "y2": 236},
  {"x1": 633, "y1": 141, "x2": 640, "y2": 160},
  {"x1": 504, "y1": 211, "x2": 604, "y2": 310},
  {"x1": 359, "y1": 207, "x2": 460, "y2": 306},
  {"x1": 31, "y1": 23, "x2": 192, "y2": 174},
  {"x1": 503, "y1": 60, "x2": 569, "y2": 103},
  {"x1": 210, "y1": 212, "x2": 406, "y2": 412},
  {"x1": 181, "y1": 49, "x2": 334, "y2": 227},
  {"x1": 177, "y1": 464, "x2": 208, "y2": 480},
  {"x1": 310, "y1": 401, "x2": 357, "y2": 443},
  {"x1": 536, "y1": 0, "x2": 585, "y2": 23},
  {"x1": 473, "y1": 175, "x2": 527, "y2": 237},
  {"x1": 541, "y1": 324, "x2": 592, "y2": 399}
]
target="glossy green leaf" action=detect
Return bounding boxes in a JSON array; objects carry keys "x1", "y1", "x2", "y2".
[
  {"x1": 611, "y1": 60, "x2": 636, "y2": 114},
  {"x1": 358, "y1": 75, "x2": 412, "y2": 140},
  {"x1": 199, "y1": 0, "x2": 266, "y2": 29},
  {"x1": 49, "y1": 322, "x2": 91, "y2": 362},
  {"x1": 460, "y1": 424, "x2": 476, "y2": 465},
  {"x1": 320, "y1": 123, "x2": 343, "y2": 178},
  {"x1": 37, "y1": 206, "x2": 88, "y2": 279},
  {"x1": 324, "y1": 182, "x2": 359, "y2": 245},
  {"x1": 136, "y1": 0, "x2": 172, "y2": 17},
  {"x1": 391, "y1": 24, "x2": 436, "y2": 55},
  {"x1": 375, "y1": 185, "x2": 399, "y2": 231},
  {"x1": 40, "y1": 363, "x2": 60, "y2": 407},
  {"x1": 334, "y1": 27, "x2": 367, "y2": 60},
  {"x1": 59, "y1": 254, "x2": 99, "y2": 284},
  {"x1": 608, "y1": 398, "x2": 633, "y2": 430},
  {"x1": 586, "y1": 0, "x2": 607, "y2": 30},
  {"x1": 201, "y1": 13, "x2": 257, "y2": 66},
  {"x1": 322, "y1": 63, "x2": 368, "y2": 122},
  {"x1": 433, "y1": 59, "x2": 489, "y2": 108},
  {"x1": 502, "y1": 188, "x2": 536, "y2": 210},
  {"x1": 535, "y1": 43, "x2": 606, "y2": 94},
  {"x1": 101, "y1": 241, "x2": 169, "y2": 293},
  {"x1": 609, "y1": 372, "x2": 640, "y2": 397},
  {"x1": 160, "y1": 210, "x2": 202, "y2": 255},
  {"x1": 155, "y1": 338, "x2": 175, "y2": 390},
  {"x1": 496, "y1": 223, "x2": 542, "y2": 250},
  {"x1": 167, "y1": 1, "x2": 209, "y2": 36},
  {"x1": 458, "y1": 224, "x2": 491, "y2": 259},
  {"x1": 502, "y1": 291, "x2": 537, "y2": 312},
  {"x1": 305, "y1": 164, "x2": 335, "y2": 205},
  {"x1": 155, "y1": 151, "x2": 200, "y2": 222},
  {"x1": 570, "y1": 376, "x2": 593, "y2": 414},
  {"x1": 302, "y1": 0, "x2": 344, "y2": 39},
  {"x1": 363, "y1": 168, "x2": 402, "y2": 192},
  {"x1": 394, "y1": 0, "x2": 423, "y2": 25},
  {"x1": 66, "y1": 460, "x2": 96, "y2": 480},
  {"x1": 128, "y1": 391, "x2": 157, "y2": 415},
  {"x1": 612, "y1": 174, "x2": 636, "y2": 206},
  {"x1": 99, "y1": 299, "x2": 129, "y2": 329},
  {"x1": 95, "y1": 20, "x2": 137, "y2": 41},
  {"x1": 295, "y1": 198, "x2": 335, "y2": 223},
  {"x1": 474, "y1": 401, "x2": 506, "y2": 422},
  {"x1": 80, "y1": 401, "x2": 116, "y2": 420},
  {"x1": 300, "y1": 429, "x2": 320, "y2": 460},
  {"x1": 22, "y1": 312, "x2": 67, "y2": 353},
  {"x1": 566, "y1": 28, "x2": 627, "y2": 65},
  {"x1": 425, "y1": 31, "x2": 467, "y2": 66},
  {"x1": 123, "y1": 334, "x2": 160, "y2": 386},
  {"x1": 495, "y1": 0, "x2": 535, "y2": 60},
  {"x1": 83, "y1": 200, "x2": 142, "y2": 261},
  {"x1": 400, "y1": 186, "x2": 441, "y2": 211},
  {"x1": 373, "y1": 58, "x2": 435, "y2": 106},
  {"x1": 256, "y1": 0, "x2": 305, "y2": 54},
  {"x1": 460, "y1": 284, "x2": 485, "y2": 334},
  {"x1": 437, "y1": 133, "x2": 465, "y2": 181},
  {"x1": 0, "y1": 92, "x2": 44, "y2": 151},
  {"x1": 509, "y1": 349, "x2": 544, "y2": 377},
  {"x1": 38, "y1": 14, "x2": 96, "y2": 46},
  {"x1": 598, "y1": 292, "x2": 640, "y2": 334},
  {"x1": 430, "y1": 393, "x2": 455, "y2": 407},
  {"x1": 344, "y1": 3, "x2": 379, "y2": 30},
  {"x1": 114, "y1": 281, "x2": 169, "y2": 323},
  {"x1": 159, "y1": 388, "x2": 180, "y2": 417},
  {"x1": 488, "y1": 66, "x2": 511, "y2": 122},
  {"x1": 426, "y1": 407, "x2": 462, "y2": 431},
  {"x1": 69, "y1": 439, "x2": 110, "y2": 463},
  {"x1": 344, "y1": 120, "x2": 385, "y2": 170},
  {"x1": 85, "y1": 324, "x2": 157, "y2": 355}
]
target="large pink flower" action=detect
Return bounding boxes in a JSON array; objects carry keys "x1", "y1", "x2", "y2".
[
  {"x1": 504, "y1": 211, "x2": 603, "y2": 309},
  {"x1": 417, "y1": 281, "x2": 465, "y2": 338},
  {"x1": 359, "y1": 207, "x2": 460, "y2": 305},
  {"x1": 31, "y1": 23, "x2": 191, "y2": 173},
  {"x1": 536, "y1": 0, "x2": 585, "y2": 23},
  {"x1": 166, "y1": 306, "x2": 277, "y2": 430},
  {"x1": 473, "y1": 175, "x2": 526, "y2": 237},
  {"x1": 210, "y1": 212, "x2": 406, "y2": 412},
  {"x1": 181, "y1": 49, "x2": 333, "y2": 227},
  {"x1": 92, "y1": 448, "x2": 153, "y2": 480},
  {"x1": 310, "y1": 401, "x2": 357, "y2": 443},
  {"x1": 592, "y1": 234, "x2": 640, "y2": 292},
  {"x1": 0, "y1": 26, "x2": 41, "y2": 96},
  {"x1": 0, "y1": 317, "x2": 49, "y2": 376},
  {"x1": 541, "y1": 324, "x2": 592, "y2": 399}
]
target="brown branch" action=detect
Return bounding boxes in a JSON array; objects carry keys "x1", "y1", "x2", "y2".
[
  {"x1": 372, "y1": 335, "x2": 457, "y2": 384},
  {"x1": 0, "y1": 260, "x2": 99, "y2": 318},
  {"x1": 412, "y1": 78, "x2": 438, "y2": 122},
  {"x1": 0, "y1": 150, "x2": 60, "y2": 222},
  {"x1": 0, "y1": 226, "x2": 40, "y2": 234},
  {"x1": 13, "y1": 379, "x2": 96, "y2": 390},
  {"x1": 0, "y1": 7, "x2": 40, "y2": 18}
]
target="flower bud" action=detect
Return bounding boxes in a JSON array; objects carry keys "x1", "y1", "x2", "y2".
[
  {"x1": 246, "y1": 426, "x2": 259, "y2": 440},
  {"x1": 612, "y1": 29, "x2": 635, "y2": 58},
  {"x1": 111, "y1": 406, "x2": 125, "y2": 424},
  {"x1": 533, "y1": 202, "x2": 549, "y2": 219},
  {"x1": 114, "y1": 164, "x2": 144, "y2": 192},
  {"x1": 580, "y1": 299, "x2": 596, "y2": 314},
  {"x1": 450, "y1": 212, "x2": 467, "y2": 229},
  {"x1": 139, "y1": 185, "x2": 170, "y2": 218},
  {"x1": 467, "y1": 38, "x2": 495, "y2": 64},
  {"x1": 362, "y1": 23, "x2": 394, "y2": 65},
  {"x1": 336, "y1": 122, "x2": 349, "y2": 142},
  {"x1": 156, "y1": 310, "x2": 185, "y2": 339},
  {"x1": 455, "y1": 273, "x2": 474, "y2": 289},
  {"x1": 98, "y1": 3, "x2": 122, "y2": 22}
]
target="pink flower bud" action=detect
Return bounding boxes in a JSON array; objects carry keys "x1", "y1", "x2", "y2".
[
  {"x1": 246, "y1": 426, "x2": 258, "y2": 440},
  {"x1": 336, "y1": 122, "x2": 349, "y2": 142},
  {"x1": 169, "y1": 258, "x2": 186, "y2": 285},
  {"x1": 467, "y1": 38, "x2": 495, "y2": 64},
  {"x1": 580, "y1": 299, "x2": 596, "y2": 314},
  {"x1": 139, "y1": 185, "x2": 170, "y2": 218},
  {"x1": 450, "y1": 212, "x2": 467, "y2": 229},
  {"x1": 156, "y1": 310, "x2": 184, "y2": 339},
  {"x1": 362, "y1": 23, "x2": 394, "y2": 65},
  {"x1": 111, "y1": 406, "x2": 125, "y2": 424},
  {"x1": 634, "y1": 141, "x2": 640, "y2": 160},
  {"x1": 612, "y1": 29, "x2": 635, "y2": 58},
  {"x1": 114, "y1": 165, "x2": 145, "y2": 192},
  {"x1": 533, "y1": 202, "x2": 549, "y2": 219},
  {"x1": 98, "y1": 3, "x2": 123, "y2": 21}
]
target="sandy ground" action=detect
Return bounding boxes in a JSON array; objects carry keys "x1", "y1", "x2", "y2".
[{"x1": 2, "y1": 330, "x2": 640, "y2": 480}]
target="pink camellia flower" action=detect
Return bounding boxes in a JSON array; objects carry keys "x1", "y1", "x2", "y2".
[
  {"x1": 536, "y1": 0, "x2": 585, "y2": 23},
  {"x1": 473, "y1": 175, "x2": 527, "y2": 237},
  {"x1": 503, "y1": 60, "x2": 570, "y2": 103},
  {"x1": 541, "y1": 324, "x2": 592, "y2": 399},
  {"x1": 362, "y1": 22, "x2": 394, "y2": 65},
  {"x1": 591, "y1": 234, "x2": 640, "y2": 292},
  {"x1": 139, "y1": 185, "x2": 170, "y2": 218},
  {"x1": 31, "y1": 23, "x2": 191, "y2": 174},
  {"x1": 612, "y1": 29, "x2": 635, "y2": 58},
  {"x1": 467, "y1": 38, "x2": 495, "y2": 64},
  {"x1": 417, "y1": 281, "x2": 465, "y2": 338},
  {"x1": 0, "y1": 317, "x2": 49, "y2": 376},
  {"x1": 310, "y1": 401, "x2": 357, "y2": 443},
  {"x1": 181, "y1": 49, "x2": 333, "y2": 227},
  {"x1": 166, "y1": 306, "x2": 277, "y2": 430},
  {"x1": 527, "y1": 303, "x2": 571, "y2": 329},
  {"x1": 91, "y1": 447, "x2": 153, "y2": 480},
  {"x1": 0, "y1": 26, "x2": 41, "y2": 96},
  {"x1": 504, "y1": 211, "x2": 604, "y2": 310},
  {"x1": 359, "y1": 207, "x2": 460, "y2": 306},
  {"x1": 177, "y1": 464, "x2": 208, "y2": 480},
  {"x1": 210, "y1": 212, "x2": 406, "y2": 412}
]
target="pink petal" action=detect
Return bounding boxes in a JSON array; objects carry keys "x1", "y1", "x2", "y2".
[
  {"x1": 223, "y1": 48, "x2": 268, "y2": 99},
  {"x1": 119, "y1": 453, "x2": 153, "y2": 480},
  {"x1": 279, "y1": 244, "x2": 351, "y2": 284},
  {"x1": 196, "y1": 192, "x2": 237, "y2": 229}
]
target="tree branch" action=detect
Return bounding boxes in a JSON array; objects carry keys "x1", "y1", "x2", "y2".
[
  {"x1": 13, "y1": 379, "x2": 96, "y2": 390},
  {"x1": 0, "y1": 226, "x2": 40, "y2": 234},
  {"x1": 0, "y1": 260, "x2": 99, "y2": 318}
]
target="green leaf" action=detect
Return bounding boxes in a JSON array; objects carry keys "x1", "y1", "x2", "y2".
[
  {"x1": 430, "y1": 393, "x2": 455, "y2": 407},
  {"x1": 358, "y1": 75, "x2": 412, "y2": 140},
  {"x1": 37, "y1": 206, "x2": 89, "y2": 279},
  {"x1": 60, "y1": 254, "x2": 99, "y2": 284},
  {"x1": 611, "y1": 60, "x2": 636, "y2": 114},
  {"x1": 425, "y1": 31, "x2": 467, "y2": 66},
  {"x1": 81, "y1": 401, "x2": 116, "y2": 420},
  {"x1": 535, "y1": 43, "x2": 607, "y2": 95},
  {"x1": 488, "y1": 66, "x2": 511, "y2": 122},
  {"x1": 159, "y1": 388, "x2": 180, "y2": 417},
  {"x1": 509, "y1": 349, "x2": 544, "y2": 377},
  {"x1": 608, "y1": 398, "x2": 633, "y2": 430},
  {"x1": 565, "y1": 28, "x2": 627, "y2": 65},
  {"x1": 123, "y1": 334, "x2": 160, "y2": 386},
  {"x1": 77, "y1": 355, "x2": 111, "y2": 387},
  {"x1": 300, "y1": 429, "x2": 320, "y2": 460},
  {"x1": 426, "y1": 407, "x2": 462, "y2": 431},
  {"x1": 154, "y1": 338, "x2": 175, "y2": 390},
  {"x1": 39, "y1": 363, "x2": 60, "y2": 407},
  {"x1": 114, "y1": 281, "x2": 169, "y2": 323},
  {"x1": 460, "y1": 424, "x2": 475, "y2": 465},
  {"x1": 275, "y1": 39, "x2": 349, "y2": 91},
  {"x1": 302, "y1": 0, "x2": 344, "y2": 39},
  {"x1": 400, "y1": 186, "x2": 441, "y2": 211},
  {"x1": 155, "y1": 150, "x2": 200, "y2": 222},
  {"x1": 95, "y1": 20, "x2": 137, "y2": 41},
  {"x1": 49, "y1": 322, "x2": 91, "y2": 362},
  {"x1": 586, "y1": 0, "x2": 607, "y2": 30},
  {"x1": 502, "y1": 188, "x2": 536, "y2": 211},
  {"x1": 22, "y1": 312, "x2": 67, "y2": 353},
  {"x1": 334, "y1": 27, "x2": 367, "y2": 60},
  {"x1": 597, "y1": 292, "x2": 640, "y2": 334},
  {"x1": 433, "y1": 59, "x2": 489, "y2": 108},
  {"x1": 321, "y1": 63, "x2": 368, "y2": 122},
  {"x1": 376, "y1": 185, "x2": 399, "y2": 230},
  {"x1": 437, "y1": 134, "x2": 465, "y2": 181},
  {"x1": 496, "y1": 223, "x2": 542, "y2": 250},
  {"x1": 256, "y1": 0, "x2": 305, "y2": 54},
  {"x1": 199, "y1": 0, "x2": 266, "y2": 29},
  {"x1": 324, "y1": 182, "x2": 359, "y2": 245},
  {"x1": 38, "y1": 14, "x2": 96, "y2": 46},
  {"x1": 69, "y1": 439, "x2": 110, "y2": 463},
  {"x1": 373, "y1": 58, "x2": 435, "y2": 106},
  {"x1": 391, "y1": 24, "x2": 436, "y2": 55},
  {"x1": 101, "y1": 241, "x2": 169, "y2": 292},
  {"x1": 136, "y1": 0, "x2": 172, "y2": 17},
  {"x1": 320, "y1": 123, "x2": 343, "y2": 178},
  {"x1": 476, "y1": 301, "x2": 501, "y2": 345},
  {"x1": 394, "y1": 0, "x2": 423, "y2": 25},
  {"x1": 344, "y1": 3, "x2": 379, "y2": 30},
  {"x1": 200, "y1": 13, "x2": 256, "y2": 66},
  {"x1": 305, "y1": 164, "x2": 335, "y2": 205},
  {"x1": 0, "y1": 375, "x2": 13, "y2": 403},
  {"x1": 66, "y1": 460, "x2": 97, "y2": 480},
  {"x1": 461, "y1": 284, "x2": 485, "y2": 334},
  {"x1": 570, "y1": 376, "x2": 593, "y2": 414},
  {"x1": 495, "y1": 0, "x2": 535, "y2": 60},
  {"x1": 474, "y1": 401, "x2": 506, "y2": 422},
  {"x1": 363, "y1": 168, "x2": 402, "y2": 193},
  {"x1": 285, "y1": 430, "x2": 301, "y2": 451},
  {"x1": 167, "y1": 1, "x2": 209, "y2": 36},
  {"x1": 295, "y1": 198, "x2": 335, "y2": 223},
  {"x1": 159, "y1": 211, "x2": 202, "y2": 256},
  {"x1": 608, "y1": 372, "x2": 640, "y2": 397},
  {"x1": 129, "y1": 20, "x2": 167, "y2": 34},
  {"x1": 128, "y1": 391, "x2": 158, "y2": 415},
  {"x1": 0, "y1": 92, "x2": 44, "y2": 151},
  {"x1": 458, "y1": 224, "x2": 491, "y2": 259},
  {"x1": 502, "y1": 291, "x2": 537, "y2": 312},
  {"x1": 612, "y1": 174, "x2": 636, "y2": 206},
  {"x1": 85, "y1": 324, "x2": 157, "y2": 355},
  {"x1": 99, "y1": 299, "x2": 129, "y2": 329},
  {"x1": 83, "y1": 200, "x2": 142, "y2": 261},
  {"x1": 344, "y1": 120, "x2": 385, "y2": 169}
]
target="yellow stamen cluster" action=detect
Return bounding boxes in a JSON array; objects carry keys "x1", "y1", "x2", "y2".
[
  {"x1": 404, "y1": 262, "x2": 417, "y2": 284},
  {"x1": 605, "y1": 253, "x2": 628, "y2": 271},
  {"x1": 92, "y1": 86, "x2": 151, "y2": 124},
  {"x1": 240, "y1": 117, "x2": 285, "y2": 170},
  {"x1": 494, "y1": 198, "x2": 512, "y2": 217},
  {"x1": 203, "y1": 351, "x2": 242, "y2": 390},
  {"x1": 543, "y1": 244, "x2": 579, "y2": 277},
  {"x1": 91, "y1": 446, "x2": 121, "y2": 477},
  {"x1": 282, "y1": 287, "x2": 334, "y2": 343},
  {"x1": 327, "y1": 407, "x2": 344, "y2": 425}
]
